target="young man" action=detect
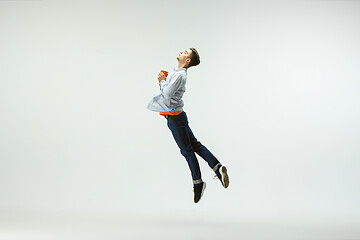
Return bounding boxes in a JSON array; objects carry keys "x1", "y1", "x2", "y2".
[{"x1": 147, "y1": 48, "x2": 229, "y2": 203}]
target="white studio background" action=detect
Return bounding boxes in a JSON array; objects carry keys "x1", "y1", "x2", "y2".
[{"x1": 0, "y1": 0, "x2": 360, "y2": 239}]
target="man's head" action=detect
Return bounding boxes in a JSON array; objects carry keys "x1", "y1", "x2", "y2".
[{"x1": 177, "y1": 48, "x2": 200, "y2": 69}]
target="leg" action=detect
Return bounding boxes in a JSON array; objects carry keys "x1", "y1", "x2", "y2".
[
  {"x1": 186, "y1": 120, "x2": 221, "y2": 172},
  {"x1": 167, "y1": 112, "x2": 202, "y2": 185},
  {"x1": 186, "y1": 115, "x2": 230, "y2": 188}
]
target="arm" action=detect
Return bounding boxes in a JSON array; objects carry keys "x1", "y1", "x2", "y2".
[{"x1": 159, "y1": 74, "x2": 184, "y2": 100}]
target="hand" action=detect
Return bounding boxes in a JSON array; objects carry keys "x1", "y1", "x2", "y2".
[{"x1": 158, "y1": 71, "x2": 166, "y2": 83}]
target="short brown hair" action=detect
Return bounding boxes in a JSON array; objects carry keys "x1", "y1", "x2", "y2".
[{"x1": 188, "y1": 47, "x2": 200, "y2": 68}]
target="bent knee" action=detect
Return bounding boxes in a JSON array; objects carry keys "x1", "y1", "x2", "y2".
[{"x1": 180, "y1": 146, "x2": 195, "y2": 157}]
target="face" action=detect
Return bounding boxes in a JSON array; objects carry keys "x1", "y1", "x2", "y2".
[{"x1": 177, "y1": 49, "x2": 192, "y2": 65}]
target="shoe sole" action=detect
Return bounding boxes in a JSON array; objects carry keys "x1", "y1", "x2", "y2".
[{"x1": 221, "y1": 166, "x2": 229, "y2": 188}]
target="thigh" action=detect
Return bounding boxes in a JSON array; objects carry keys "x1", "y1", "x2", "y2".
[
  {"x1": 186, "y1": 125, "x2": 199, "y2": 145},
  {"x1": 167, "y1": 114, "x2": 192, "y2": 150}
]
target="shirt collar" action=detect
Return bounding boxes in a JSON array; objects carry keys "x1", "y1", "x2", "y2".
[{"x1": 173, "y1": 67, "x2": 187, "y2": 72}]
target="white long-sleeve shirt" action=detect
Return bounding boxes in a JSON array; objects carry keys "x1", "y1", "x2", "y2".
[{"x1": 147, "y1": 68, "x2": 187, "y2": 112}]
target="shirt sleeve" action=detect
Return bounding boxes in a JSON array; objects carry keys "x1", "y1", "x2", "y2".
[{"x1": 159, "y1": 74, "x2": 184, "y2": 100}]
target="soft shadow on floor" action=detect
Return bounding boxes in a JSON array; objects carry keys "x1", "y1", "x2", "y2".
[{"x1": 1, "y1": 210, "x2": 359, "y2": 240}]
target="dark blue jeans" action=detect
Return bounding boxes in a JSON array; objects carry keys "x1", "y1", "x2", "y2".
[{"x1": 166, "y1": 111, "x2": 220, "y2": 184}]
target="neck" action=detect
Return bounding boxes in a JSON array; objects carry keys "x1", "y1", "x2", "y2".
[{"x1": 177, "y1": 62, "x2": 188, "y2": 69}]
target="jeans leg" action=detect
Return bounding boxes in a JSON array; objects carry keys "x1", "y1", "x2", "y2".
[
  {"x1": 167, "y1": 113, "x2": 202, "y2": 183},
  {"x1": 186, "y1": 125, "x2": 221, "y2": 171}
]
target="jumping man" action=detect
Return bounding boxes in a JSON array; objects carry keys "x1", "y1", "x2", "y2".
[{"x1": 147, "y1": 48, "x2": 229, "y2": 203}]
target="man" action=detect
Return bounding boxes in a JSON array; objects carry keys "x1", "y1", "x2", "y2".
[{"x1": 147, "y1": 48, "x2": 229, "y2": 203}]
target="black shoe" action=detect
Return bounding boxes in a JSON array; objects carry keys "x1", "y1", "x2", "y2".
[
  {"x1": 193, "y1": 182, "x2": 206, "y2": 203},
  {"x1": 215, "y1": 166, "x2": 229, "y2": 188}
]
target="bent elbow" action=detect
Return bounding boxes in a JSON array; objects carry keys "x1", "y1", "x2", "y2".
[
  {"x1": 162, "y1": 90, "x2": 173, "y2": 100},
  {"x1": 163, "y1": 93, "x2": 172, "y2": 100}
]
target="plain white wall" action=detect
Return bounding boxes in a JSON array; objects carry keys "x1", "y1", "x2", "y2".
[{"x1": 0, "y1": 0, "x2": 359, "y2": 223}]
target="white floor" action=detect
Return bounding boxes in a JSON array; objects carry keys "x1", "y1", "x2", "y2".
[{"x1": 1, "y1": 210, "x2": 359, "y2": 240}]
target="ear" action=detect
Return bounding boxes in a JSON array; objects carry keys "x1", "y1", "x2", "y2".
[{"x1": 186, "y1": 58, "x2": 191, "y2": 63}]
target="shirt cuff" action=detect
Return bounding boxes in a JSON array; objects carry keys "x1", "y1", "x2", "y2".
[{"x1": 159, "y1": 80, "x2": 166, "y2": 87}]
